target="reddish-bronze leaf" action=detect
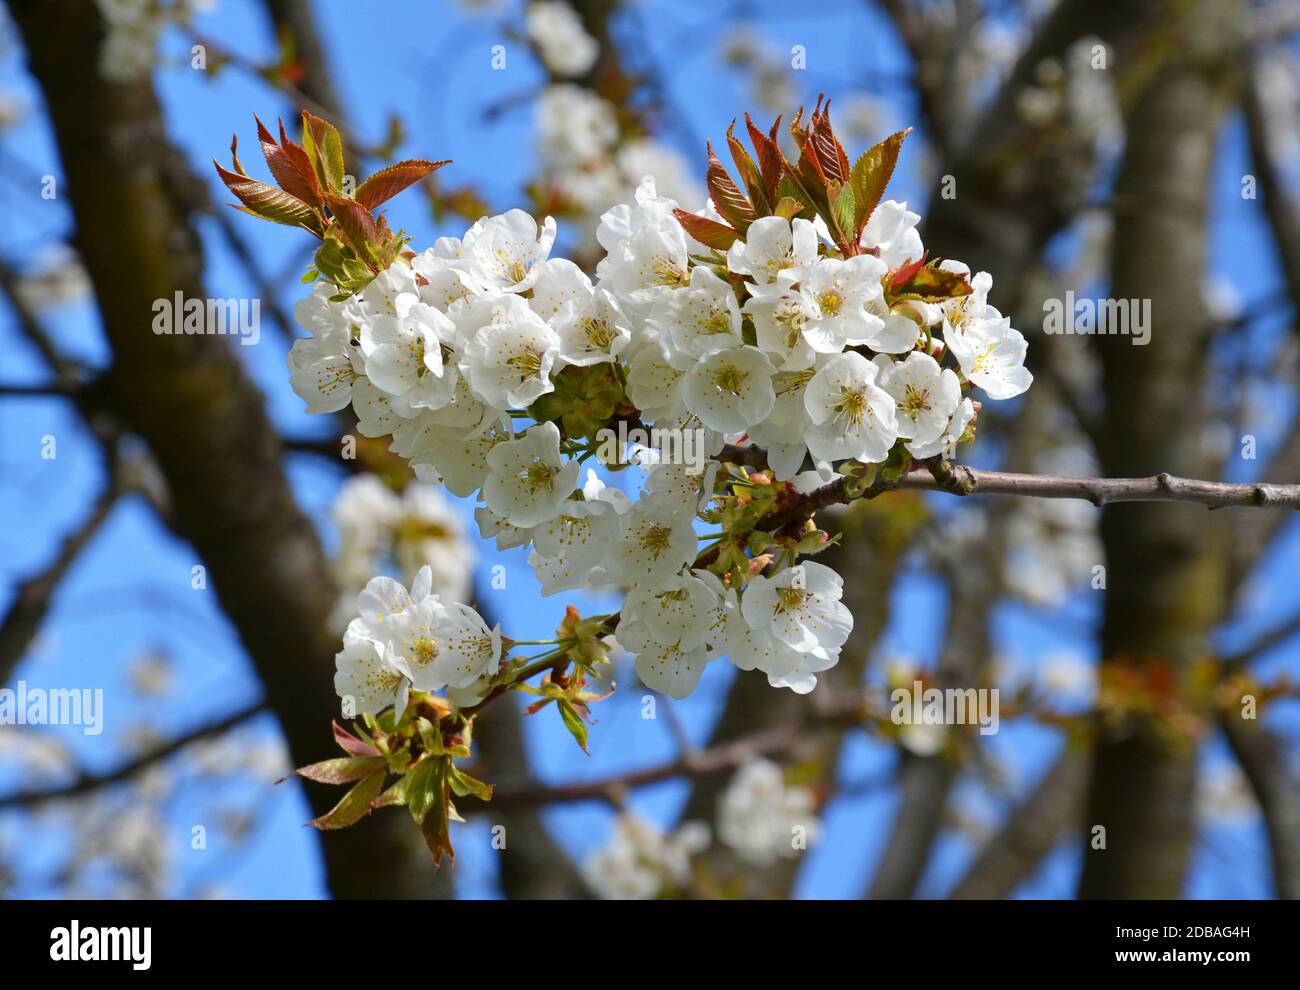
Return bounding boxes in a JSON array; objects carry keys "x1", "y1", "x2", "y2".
[
  {"x1": 887, "y1": 257, "x2": 974, "y2": 302},
  {"x1": 306, "y1": 768, "x2": 387, "y2": 830},
  {"x1": 355, "y1": 159, "x2": 450, "y2": 211},
  {"x1": 726, "y1": 120, "x2": 771, "y2": 216},
  {"x1": 214, "y1": 160, "x2": 321, "y2": 232},
  {"x1": 296, "y1": 756, "x2": 385, "y2": 785},
  {"x1": 809, "y1": 99, "x2": 849, "y2": 186},
  {"x1": 326, "y1": 193, "x2": 380, "y2": 264},
  {"x1": 706, "y1": 140, "x2": 756, "y2": 232},
  {"x1": 743, "y1": 113, "x2": 782, "y2": 199},
  {"x1": 674, "y1": 208, "x2": 742, "y2": 250},
  {"x1": 254, "y1": 114, "x2": 320, "y2": 209},
  {"x1": 333, "y1": 720, "x2": 381, "y2": 757},
  {"x1": 278, "y1": 116, "x2": 322, "y2": 203}
]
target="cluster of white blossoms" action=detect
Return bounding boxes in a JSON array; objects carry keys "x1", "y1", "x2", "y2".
[
  {"x1": 581, "y1": 813, "x2": 709, "y2": 899},
  {"x1": 95, "y1": 0, "x2": 216, "y2": 83},
  {"x1": 292, "y1": 167, "x2": 1031, "y2": 709},
  {"x1": 535, "y1": 84, "x2": 703, "y2": 252},
  {"x1": 717, "y1": 758, "x2": 821, "y2": 866},
  {"x1": 525, "y1": 0, "x2": 599, "y2": 78},
  {"x1": 334, "y1": 565, "x2": 503, "y2": 715},
  {"x1": 581, "y1": 758, "x2": 820, "y2": 897}
]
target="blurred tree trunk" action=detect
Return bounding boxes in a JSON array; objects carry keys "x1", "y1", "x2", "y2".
[
  {"x1": 9, "y1": 0, "x2": 449, "y2": 899},
  {"x1": 1077, "y1": 0, "x2": 1241, "y2": 899}
]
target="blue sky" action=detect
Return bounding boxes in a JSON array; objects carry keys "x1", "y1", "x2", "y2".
[{"x1": 0, "y1": 0, "x2": 1297, "y2": 898}]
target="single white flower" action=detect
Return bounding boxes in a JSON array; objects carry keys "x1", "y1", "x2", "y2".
[
  {"x1": 718, "y1": 759, "x2": 821, "y2": 866},
  {"x1": 860, "y1": 199, "x2": 924, "y2": 269},
  {"x1": 624, "y1": 572, "x2": 719, "y2": 653},
  {"x1": 532, "y1": 258, "x2": 632, "y2": 366},
  {"x1": 528, "y1": 498, "x2": 621, "y2": 594},
  {"x1": 459, "y1": 293, "x2": 561, "y2": 408},
  {"x1": 459, "y1": 209, "x2": 557, "y2": 293},
  {"x1": 727, "y1": 216, "x2": 818, "y2": 284},
  {"x1": 482, "y1": 421, "x2": 581, "y2": 528},
  {"x1": 360, "y1": 295, "x2": 457, "y2": 415},
  {"x1": 607, "y1": 494, "x2": 698, "y2": 585},
  {"x1": 797, "y1": 255, "x2": 888, "y2": 353},
  {"x1": 334, "y1": 629, "x2": 407, "y2": 715},
  {"x1": 682, "y1": 346, "x2": 776, "y2": 434},
  {"x1": 878, "y1": 351, "x2": 961, "y2": 443},
  {"x1": 944, "y1": 314, "x2": 1033, "y2": 399},
  {"x1": 526, "y1": 0, "x2": 599, "y2": 78},
  {"x1": 744, "y1": 274, "x2": 817, "y2": 371},
  {"x1": 649, "y1": 265, "x2": 742, "y2": 361},
  {"x1": 741, "y1": 561, "x2": 852, "y2": 658},
  {"x1": 906, "y1": 396, "x2": 976, "y2": 460},
  {"x1": 619, "y1": 615, "x2": 712, "y2": 699},
  {"x1": 802, "y1": 351, "x2": 899, "y2": 464}
]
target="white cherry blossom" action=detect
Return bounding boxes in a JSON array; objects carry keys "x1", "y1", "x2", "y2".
[{"x1": 482, "y1": 422, "x2": 582, "y2": 528}]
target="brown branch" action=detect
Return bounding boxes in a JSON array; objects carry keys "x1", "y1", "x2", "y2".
[
  {"x1": 1243, "y1": 55, "x2": 1300, "y2": 331},
  {"x1": 492, "y1": 691, "x2": 875, "y2": 807},
  {"x1": 0, "y1": 482, "x2": 121, "y2": 687},
  {"x1": 1220, "y1": 712, "x2": 1300, "y2": 899},
  {"x1": 0, "y1": 702, "x2": 267, "y2": 810}
]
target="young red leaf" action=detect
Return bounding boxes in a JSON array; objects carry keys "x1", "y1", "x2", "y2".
[
  {"x1": 332, "y1": 720, "x2": 381, "y2": 757},
  {"x1": 886, "y1": 252, "x2": 928, "y2": 293},
  {"x1": 254, "y1": 114, "x2": 320, "y2": 209},
  {"x1": 355, "y1": 159, "x2": 450, "y2": 211},
  {"x1": 887, "y1": 257, "x2": 974, "y2": 302},
  {"x1": 809, "y1": 99, "x2": 849, "y2": 186},
  {"x1": 706, "y1": 140, "x2": 756, "y2": 232},
  {"x1": 745, "y1": 112, "x2": 782, "y2": 196},
  {"x1": 278, "y1": 116, "x2": 322, "y2": 202},
  {"x1": 326, "y1": 194, "x2": 380, "y2": 264},
  {"x1": 726, "y1": 120, "x2": 770, "y2": 216},
  {"x1": 214, "y1": 160, "x2": 321, "y2": 232},
  {"x1": 673, "y1": 208, "x2": 742, "y2": 251}
]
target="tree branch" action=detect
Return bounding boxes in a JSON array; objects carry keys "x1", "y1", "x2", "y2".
[{"x1": 0, "y1": 701, "x2": 267, "y2": 810}]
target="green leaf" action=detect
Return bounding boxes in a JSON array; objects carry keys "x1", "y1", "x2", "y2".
[
  {"x1": 850, "y1": 128, "x2": 911, "y2": 237},
  {"x1": 772, "y1": 195, "x2": 807, "y2": 220},
  {"x1": 295, "y1": 756, "x2": 385, "y2": 785},
  {"x1": 355, "y1": 159, "x2": 450, "y2": 211},
  {"x1": 301, "y1": 110, "x2": 345, "y2": 193},
  {"x1": 402, "y1": 757, "x2": 444, "y2": 826},
  {"x1": 448, "y1": 766, "x2": 494, "y2": 802},
  {"x1": 557, "y1": 699, "x2": 590, "y2": 755},
  {"x1": 831, "y1": 183, "x2": 856, "y2": 241},
  {"x1": 306, "y1": 768, "x2": 386, "y2": 830}
]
